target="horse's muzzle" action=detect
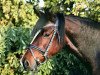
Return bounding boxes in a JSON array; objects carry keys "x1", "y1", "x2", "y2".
[
  {"x1": 22, "y1": 60, "x2": 30, "y2": 70},
  {"x1": 20, "y1": 58, "x2": 38, "y2": 71}
]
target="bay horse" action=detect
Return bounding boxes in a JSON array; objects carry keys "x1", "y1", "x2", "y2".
[{"x1": 20, "y1": 13, "x2": 100, "y2": 75}]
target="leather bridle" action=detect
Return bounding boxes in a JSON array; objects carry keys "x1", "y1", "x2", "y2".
[
  {"x1": 20, "y1": 18, "x2": 59, "y2": 70},
  {"x1": 27, "y1": 26, "x2": 58, "y2": 67},
  {"x1": 25, "y1": 17, "x2": 60, "y2": 67}
]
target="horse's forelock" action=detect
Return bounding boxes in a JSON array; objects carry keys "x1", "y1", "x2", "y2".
[{"x1": 56, "y1": 13, "x2": 65, "y2": 44}]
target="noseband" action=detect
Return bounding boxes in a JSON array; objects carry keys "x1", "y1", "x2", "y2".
[{"x1": 27, "y1": 28, "x2": 58, "y2": 66}]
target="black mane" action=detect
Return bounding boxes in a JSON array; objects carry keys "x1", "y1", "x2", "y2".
[{"x1": 66, "y1": 15, "x2": 100, "y2": 30}]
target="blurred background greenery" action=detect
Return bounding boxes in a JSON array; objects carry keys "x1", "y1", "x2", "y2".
[{"x1": 0, "y1": 0, "x2": 99, "y2": 75}]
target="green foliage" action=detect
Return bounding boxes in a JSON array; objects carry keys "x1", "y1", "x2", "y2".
[
  {"x1": 0, "y1": 0, "x2": 37, "y2": 75},
  {"x1": 0, "y1": 0, "x2": 37, "y2": 27},
  {"x1": 5, "y1": 26, "x2": 31, "y2": 51},
  {"x1": 0, "y1": 25, "x2": 32, "y2": 75},
  {"x1": 31, "y1": 0, "x2": 100, "y2": 21}
]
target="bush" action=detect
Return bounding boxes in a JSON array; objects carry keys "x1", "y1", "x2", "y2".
[
  {"x1": 34, "y1": 48, "x2": 91, "y2": 75},
  {"x1": 0, "y1": 25, "x2": 32, "y2": 75}
]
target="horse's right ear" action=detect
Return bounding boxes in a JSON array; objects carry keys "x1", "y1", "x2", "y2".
[
  {"x1": 33, "y1": 5, "x2": 45, "y2": 17},
  {"x1": 33, "y1": 6, "x2": 55, "y2": 22}
]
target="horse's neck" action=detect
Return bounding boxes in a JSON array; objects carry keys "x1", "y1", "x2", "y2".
[{"x1": 65, "y1": 16, "x2": 100, "y2": 71}]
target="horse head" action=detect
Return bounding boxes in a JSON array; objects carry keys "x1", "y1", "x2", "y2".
[{"x1": 20, "y1": 13, "x2": 80, "y2": 71}]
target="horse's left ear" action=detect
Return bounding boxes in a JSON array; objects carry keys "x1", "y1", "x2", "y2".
[{"x1": 64, "y1": 35, "x2": 82, "y2": 56}]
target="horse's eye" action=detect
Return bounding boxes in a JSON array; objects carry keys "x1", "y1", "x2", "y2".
[{"x1": 43, "y1": 33, "x2": 50, "y2": 37}]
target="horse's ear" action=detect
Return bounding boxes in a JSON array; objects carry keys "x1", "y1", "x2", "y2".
[
  {"x1": 32, "y1": 6, "x2": 48, "y2": 36},
  {"x1": 64, "y1": 35, "x2": 82, "y2": 56},
  {"x1": 33, "y1": 5, "x2": 55, "y2": 21},
  {"x1": 33, "y1": 5, "x2": 45, "y2": 17},
  {"x1": 32, "y1": 6, "x2": 56, "y2": 37}
]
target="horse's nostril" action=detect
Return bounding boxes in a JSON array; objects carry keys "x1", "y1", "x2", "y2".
[{"x1": 23, "y1": 60, "x2": 29, "y2": 69}]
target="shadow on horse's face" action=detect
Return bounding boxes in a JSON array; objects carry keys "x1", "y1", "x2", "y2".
[{"x1": 20, "y1": 24, "x2": 63, "y2": 71}]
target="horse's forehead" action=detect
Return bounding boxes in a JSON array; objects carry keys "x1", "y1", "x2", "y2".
[
  {"x1": 44, "y1": 22, "x2": 55, "y2": 28},
  {"x1": 43, "y1": 23, "x2": 55, "y2": 31}
]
